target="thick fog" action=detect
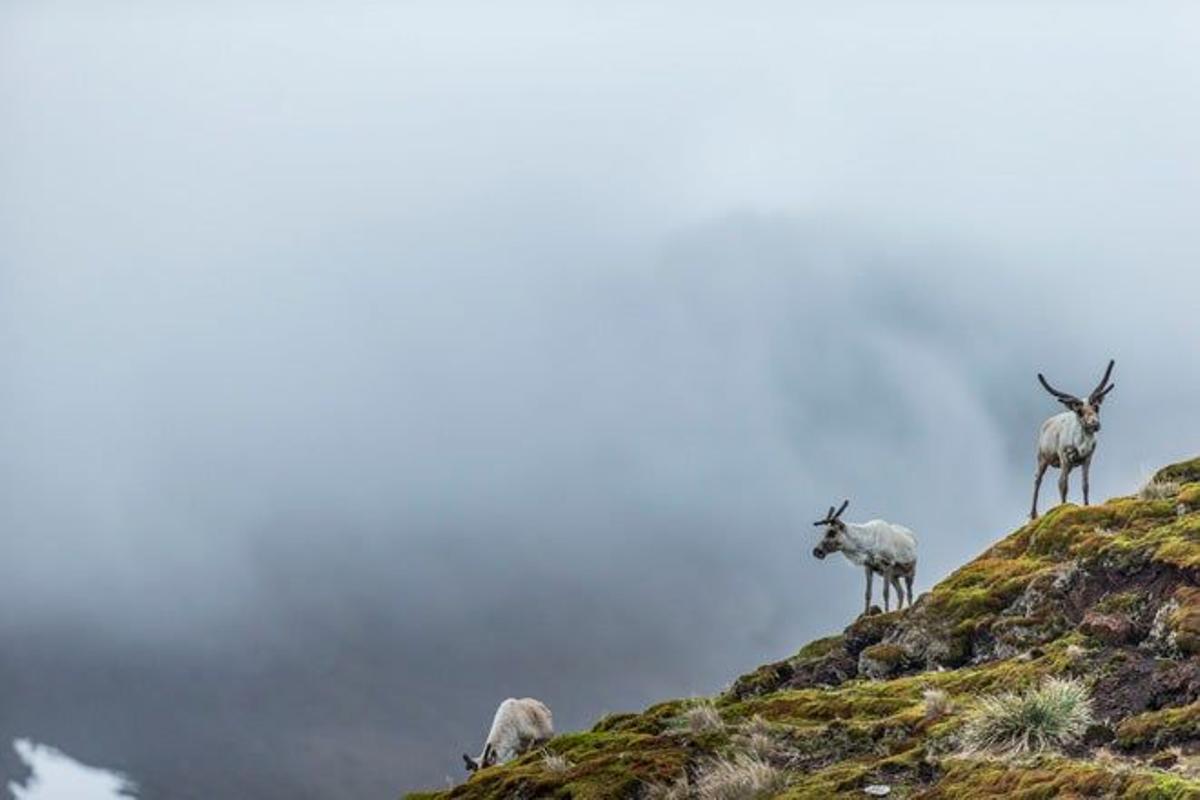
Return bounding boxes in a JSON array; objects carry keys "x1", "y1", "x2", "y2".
[{"x1": 2, "y1": 3, "x2": 1199, "y2": 797}]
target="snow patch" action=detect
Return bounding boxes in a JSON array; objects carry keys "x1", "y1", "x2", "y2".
[{"x1": 9, "y1": 739, "x2": 136, "y2": 800}]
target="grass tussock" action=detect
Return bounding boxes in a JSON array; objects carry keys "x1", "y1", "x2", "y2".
[
  {"x1": 923, "y1": 688, "x2": 954, "y2": 722},
  {"x1": 682, "y1": 699, "x2": 725, "y2": 735},
  {"x1": 961, "y1": 677, "x2": 1093, "y2": 757},
  {"x1": 646, "y1": 754, "x2": 788, "y2": 800},
  {"x1": 1139, "y1": 479, "x2": 1181, "y2": 501},
  {"x1": 732, "y1": 717, "x2": 790, "y2": 762},
  {"x1": 540, "y1": 751, "x2": 572, "y2": 774},
  {"x1": 643, "y1": 774, "x2": 691, "y2": 800},
  {"x1": 695, "y1": 755, "x2": 788, "y2": 800}
]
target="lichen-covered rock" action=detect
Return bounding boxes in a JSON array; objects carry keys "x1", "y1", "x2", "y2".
[
  {"x1": 726, "y1": 635, "x2": 856, "y2": 698},
  {"x1": 858, "y1": 644, "x2": 908, "y2": 680},
  {"x1": 844, "y1": 610, "x2": 902, "y2": 657}
]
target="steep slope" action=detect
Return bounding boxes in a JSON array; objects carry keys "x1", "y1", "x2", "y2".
[{"x1": 406, "y1": 458, "x2": 1200, "y2": 799}]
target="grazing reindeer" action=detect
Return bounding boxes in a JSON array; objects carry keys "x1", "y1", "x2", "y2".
[
  {"x1": 1030, "y1": 360, "x2": 1115, "y2": 519},
  {"x1": 812, "y1": 500, "x2": 917, "y2": 615},
  {"x1": 463, "y1": 698, "x2": 554, "y2": 773}
]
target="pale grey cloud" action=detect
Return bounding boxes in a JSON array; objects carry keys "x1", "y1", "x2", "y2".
[{"x1": 1, "y1": 2, "x2": 1199, "y2": 797}]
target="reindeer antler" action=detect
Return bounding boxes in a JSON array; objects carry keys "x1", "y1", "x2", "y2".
[
  {"x1": 833, "y1": 499, "x2": 849, "y2": 519},
  {"x1": 1088, "y1": 359, "x2": 1115, "y2": 404},
  {"x1": 1037, "y1": 373, "x2": 1079, "y2": 403},
  {"x1": 814, "y1": 499, "x2": 850, "y2": 526}
]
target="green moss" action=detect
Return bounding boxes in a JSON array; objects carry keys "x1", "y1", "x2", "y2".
[
  {"x1": 590, "y1": 712, "x2": 639, "y2": 733},
  {"x1": 1154, "y1": 457, "x2": 1200, "y2": 486},
  {"x1": 444, "y1": 731, "x2": 688, "y2": 800},
  {"x1": 1168, "y1": 586, "x2": 1200, "y2": 653},
  {"x1": 590, "y1": 700, "x2": 686, "y2": 736},
  {"x1": 1146, "y1": 516, "x2": 1200, "y2": 570},
  {"x1": 727, "y1": 635, "x2": 847, "y2": 698},
  {"x1": 861, "y1": 643, "x2": 906, "y2": 666},
  {"x1": 727, "y1": 682, "x2": 919, "y2": 726},
  {"x1": 796, "y1": 634, "x2": 847, "y2": 660},
  {"x1": 927, "y1": 557, "x2": 1046, "y2": 621},
  {"x1": 775, "y1": 759, "x2": 872, "y2": 798},
  {"x1": 1116, "y1": 701, "x2": 1200, "y2": 750},
  {"x1": 1094, "y1": 590, "x2": 1147, "y2": 615},
  {"x1": 1179, "y1": 483, "x2": 1200, "y2": 508},
  {"x1": 918, "y1": 757, "x2": 1200, "y2": 799}
]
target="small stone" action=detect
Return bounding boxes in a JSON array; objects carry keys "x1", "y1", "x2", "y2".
[
  {"x1": 1150, "y1": 750, "x2": 1179, "y2": 768},
  {"x1": 863, "y1": 786, "x2": 891, "y2": 797}
]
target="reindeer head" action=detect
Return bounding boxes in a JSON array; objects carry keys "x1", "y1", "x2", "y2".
[
  {"x1": 1037, "y1": 360, "x2": 1115, "y2": 435},
  {"x1": 462, "y1": 744, "x2": 496, "y2": 773},
  {"x1": 812, "y1": 499, "x2": 850, "y2": 560}
]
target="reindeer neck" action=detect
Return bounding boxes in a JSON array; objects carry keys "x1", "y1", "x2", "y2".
[
  {"x1": 837, "y1": 523, "x2": 875, "y2": 565},
  {"x1": 1060, "y1": 413, "x2": 1098, "y2": 454}
]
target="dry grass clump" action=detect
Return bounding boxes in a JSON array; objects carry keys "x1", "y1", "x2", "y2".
[
  {"x1": 1140, "y1": 479, "x2": 1181, "y2": 501},
  {"x1": 732, "y1": 716, "x2": 788, "y2": 761},
  {"x1": 681, "y1": 699, "x2": 725, "y2": 734},
  {"x1": 646, "y1": 754, "x2": 787, "y2": 800},
  {"x1": 643, "y1": 774, "x2": 691, "y2": 800},
  {"x1": 961, "y1": 677, "x2": 1093, "y2": 757},
  {"x1": 695, "y1": 755, "x2": 788, "y2": 800},
  {"x1": 922, "y1": 688, "x2": 954, "y2": 722},
  {"x1": 541, "y1": 751, "x2": 573, "y2": 774}
]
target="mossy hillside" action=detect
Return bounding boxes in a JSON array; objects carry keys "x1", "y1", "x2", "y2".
[
  {"x1": 917, "y1": 757, "x2": 1200, "y2": 800},
  {"x1": 405, "y1": 457, "x2": 1200, "y2": 799}
]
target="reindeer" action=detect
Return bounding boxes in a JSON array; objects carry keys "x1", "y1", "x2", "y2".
[
  {"x1": 1030, "y1": 360, "x2": 1115, "y2": 519},
  {"x1": 812, "y1": 500, "x2": 917, "y2": 615},
  {"x1": 463, "y1": 698, "x2": 554, "y2": 773}
]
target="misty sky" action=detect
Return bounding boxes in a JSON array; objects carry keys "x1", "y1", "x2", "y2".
[{"x1": 2, "y1": 2, "x2": 1200, "y2": 797}]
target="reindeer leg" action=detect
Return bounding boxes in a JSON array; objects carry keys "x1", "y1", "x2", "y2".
[
  {"x1": 904, "y1": 574, "x2": 914, "y2": 608},
  {"x1": 1031, "y1": 457, "x2": 1048, "y2": 519},
  {"x1": 1082, "y1": 455, "x2": 1092, "y2": 506},
  {"x1": 1058, "y1": 462, "x2": 1071, "y2": 506},
  {"x1": 883, "y1": 574, "x2": 890, "y2": 612},
  {"x1": 864, "y1": 566, "x2": 874, "y2": 615},
  {"x1": 890, "y1": 576, "x2": 905, "y2": 609}
]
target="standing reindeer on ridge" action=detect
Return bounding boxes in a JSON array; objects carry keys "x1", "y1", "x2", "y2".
[
  {"x1": 812, "y1": 500, "x2": 918, "y2": 616},
  {"x1": 1030, "y1": 360, "x2": 1116, "y2": 519}
]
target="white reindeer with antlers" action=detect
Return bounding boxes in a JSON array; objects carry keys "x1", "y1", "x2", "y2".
[
  {"x1": 811, "y1": 500, "x2": 918, "y2": 615},
  {"x1": 1030, "y1": 359, "x2": 1116, "y2": 519}
]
